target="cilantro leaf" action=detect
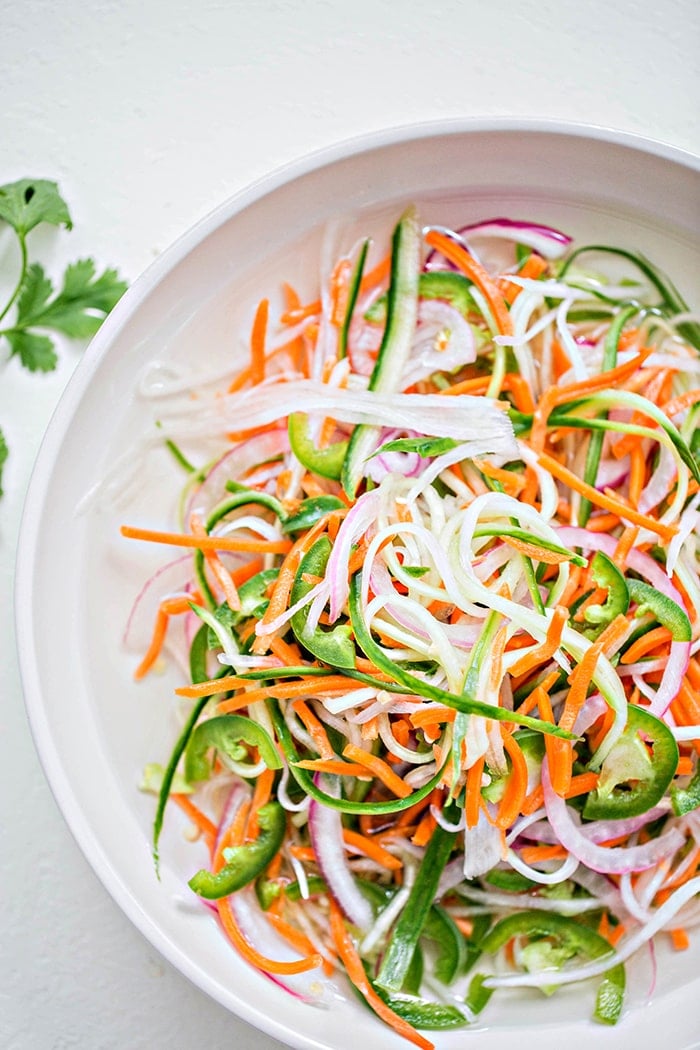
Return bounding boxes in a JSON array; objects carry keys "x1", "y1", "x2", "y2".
[
  {"x1": 19, "y1": 258, "x2": 128, "y2": 338},
  {"x1": 0, "y1": 426, "x2": 7, "y2": 497},
  {"x1": 0, "y1": 178, "x2": 72, "y2": 236},
  {"x1": 371, "y1": 436, "x2": 461, "y2": 459},
  {"x1": 4, "y1": 329, "x2": 57, "y2": 372},
  {"x1": 0, "y1": 176, "x2": 128, "y2": 501},
  {"x1": 15, "y1": 263, "x2": 53, "y2": 323}
]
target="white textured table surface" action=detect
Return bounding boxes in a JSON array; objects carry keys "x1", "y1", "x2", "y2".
[{"x1": 2, "y1": 3, "x2": 699, "y2": 1049}]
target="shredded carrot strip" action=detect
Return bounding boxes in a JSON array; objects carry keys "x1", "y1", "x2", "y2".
[
  {"x1": 670, "y1": 928, "x2": 690, "y2": 951},
  {"x1": 294, "y1": 759, "x2": 372, "y2": 778},
  {"x1": 559, "y1": 615, "x2": 629, "y2": 734},
  {"x1": 342, "y1": 743, "x2": 412, "y2": 799},
  {"x1": 268, "y1": 635, "x2": 303, "y2": 665},
  {"x1": 612, "y1": 526, "x2": 640, "y2": 570},
  {"x1": 291, "y1": 699, "x2": 335, "y2": 760},
  {"x1": 191, "y1": 513, "x2": 241, "y2": 611},
  {"x1": 246, "y1": 767, "x2": 276, "y2": 839},
  {"x1": 424, "y1": 229, "x2": 513, "y2": 336},
  {"x1": 343, "y1": 828, "x2": 402, "y2": 871},
  {"x1": 328, "y1": 900, "x2": 433, "y2": 1050},
  {"x1": 496, "y1": 734, "x2": 528, "y2": 829},
  {"x1": 253, "y1": 508, "x2": 346, "y2": 653},
  {"x1": 216, "y1": 896, "x2": 322, "y2": 975},
  {"x1": 213, "y1": 678, "x2": 371, "y2": 710},
  {"x1": 359, "y1": 252, "x2": 391, "y2": 294},
  {"x1": 265, "y1": 912, "x2": 330, "y2": 971},
  {"x1": 663, "y1": 387, "x2": 700, "y2": 419},
  {"x1": 531, "y1": 350, "x2": 651, "y2": 450},
  {"x1": 411, "y1": 809, "x2": 437, "y2": 846},
  {"x1": 172, "y1": 794, "x2": 217, "y2": 846},
  {"x1": 519, "y1": 843, "x2": 568, "y2": 864},
  {"x1": 620, "y1": 626, "x2": 673, "y2": 664},
  {"x1": 465, "y1": 757, "x2": 485, "y2": 828},
  {"x1": 509, "y1": 606, "x2": 568, "y2": 678},
  {"x1": 502, "y1": 251, "x2": 548, "y2": 303},
  {"x1": 249, "y1": 298, "x2": 269, "y2": 385},
  {"x1": 120, "y1": 524, "x2": 292, "y2": 555},
  {"x1": 537, "y1": 451, "x2": 677, "y2": 541},
  {"x1": 409, "y1": 707, "x2": 456, "y2": 729}
]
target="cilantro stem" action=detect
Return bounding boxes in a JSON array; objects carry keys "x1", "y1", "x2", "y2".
[{"x1": 0, "y1": 233, "x2": 27, "y2": 326}]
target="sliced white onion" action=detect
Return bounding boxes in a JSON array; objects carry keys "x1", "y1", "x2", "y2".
[{"x1": 308, "y1": 776, "x2": 372, "y2": 931}]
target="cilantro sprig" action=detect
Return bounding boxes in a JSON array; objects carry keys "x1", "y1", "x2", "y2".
[{"x1": 0, "y1": 178, "x2": 127, "y2": 497}]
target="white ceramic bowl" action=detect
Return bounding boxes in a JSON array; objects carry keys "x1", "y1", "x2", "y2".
[{"x1": 16, "y1": 120, "x2": 700, "y2": 1050}]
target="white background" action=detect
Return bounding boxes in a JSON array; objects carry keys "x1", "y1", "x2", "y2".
[{"x1": 1, "y1": 2, "x2": 698, "y2": 1049}]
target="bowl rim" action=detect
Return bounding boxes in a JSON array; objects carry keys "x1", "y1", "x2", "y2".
[{"x1": 14, "y1": 116, "x2": 700, "y2": 1048}]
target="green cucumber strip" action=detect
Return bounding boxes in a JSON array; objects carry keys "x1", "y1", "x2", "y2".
[
  {"x1": 342, "y1": 206, "x2": 421, "y2": 497},
  {"x1": 579, "y1": 304, "x2": 638, "y2": 525},
  {"x1": 339, "y1": 238, "x2": 369, "y2": 359}
]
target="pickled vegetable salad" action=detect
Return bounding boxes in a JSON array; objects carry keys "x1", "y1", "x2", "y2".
[{"x1": 124, "y1": 207, "x2": 700, "y2": 1047}]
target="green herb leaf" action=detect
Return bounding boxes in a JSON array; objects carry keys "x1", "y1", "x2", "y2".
[
  {"x1": 371, "y1": 436, "x2": 460, "y2": 459},
  {"x1": 15, "y1": 262, "x2": 53, "y2": 321},
  {"x1": 16, "y1": 258, "x2": 127, "y2": 338},
  {"x1": 4, "y1": 329, "x2": 57, "y2": 372},
  {"x1": 0, "y1": 178, "x2": 72, "y2": 236}
]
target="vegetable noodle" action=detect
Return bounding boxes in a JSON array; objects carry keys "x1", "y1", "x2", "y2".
[{"x1": 125, "y1": 206, "x2": 700, "y2": 1046}]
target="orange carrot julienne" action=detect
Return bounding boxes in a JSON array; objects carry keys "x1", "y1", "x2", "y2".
[
  {"x1": 178, "y1": 673, "x2": 379, "y2": 701},
  {"x1": 265, "y1": 912, "x2": 330, "y2": 968},
  {"x1": 216, "y1": 896, "x2": 322, "y2": 975},
  {"x1": 519, "y1": 843, "x2": 568, "y2": 864},
  {"x1": 342, "y1": 743, "x2": 413, "y2": 798},
  {"x1": 424, "y1": 228, "x2": 513, "y2": 336},
  {"x1": 190, "y1": 513, "x2": 241, "y2": 611},
  {"x1": 411, "y1": 809, "x2": 437, "y2": 847},
  {"x1": 342, "y1": 828, "x2": 403, "y2": 871},
  {"x1": 670, "y1": 928, "x2": 690, "y2": 951},
  {"x1": 294, "y1": 759, "x2": 372, "y2": 778},
  {"x1": 559, "y1": 614, "x2": 629, "y2": 734},
  {"x1": 246, "y1": 767, "x2": 276, "y2": 839},
  {"x1": 134, "y1": 592, "x2": 204, "y2": 680},
  {"x1": 502, "y1": 251, "x2": 548, "y2": 303},
  {"x1": 509, "y1": 606, "x2": 568, "y2": 679},
  {"x1": 663, "y1": 387, "x2": 700, "y2": 419},
  {"x1": 249, "y1": 298, "x2": 269, "y2": 385},
  {"x1": 328, "y1": 900, "x2": 433, "y2": 1050},
  {"x1": 465, "y1": 756, "x2": 485, "y2": 828},
  {"x1": 496, "y1": 733, "x2": 528, "y2": 829},
  {"x1": 253, "y1": 508, "x2": 346, "y2": 653},
  {"x1": 172, "y1": 794, "x2": 217, "y2": 846},
  {"x1": 291, "y1": 698, "x2": 335, "y2": 760},
  {"x1": 531, "y1": 349, "x2": 652, "y2": 450},
  {"x1": 120, "y1": 524, "x2": 293, "y2": 555},
  {"x1": 537, "y1": 451, "x2": 677, "y2": 541},
  {"x1": 620, "y1": 626, "x2": 673, "y2": 664}
]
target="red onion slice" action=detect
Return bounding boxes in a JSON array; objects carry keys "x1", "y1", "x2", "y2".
[
  {"x1": 542, "y1": 759, "x2": 684, "y2": 874},
  {"x1": 456, "y1": 218, "x2": 573, "y2": 259},
  {"x1": 224, "y1": 889, "x2": 327, "y2": 1003},
  {"x1": 185, "y1": 428, "x2": 290, "y2": 519}
]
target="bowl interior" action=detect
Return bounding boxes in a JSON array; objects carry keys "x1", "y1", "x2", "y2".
[{"x1": 17, "y1": 124, "x2": 700, "y2": 1049}]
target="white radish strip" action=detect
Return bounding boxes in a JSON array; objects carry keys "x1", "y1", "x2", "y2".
[{"x1": 158, "y1": 381, "x2": 518, "y2": 455}]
